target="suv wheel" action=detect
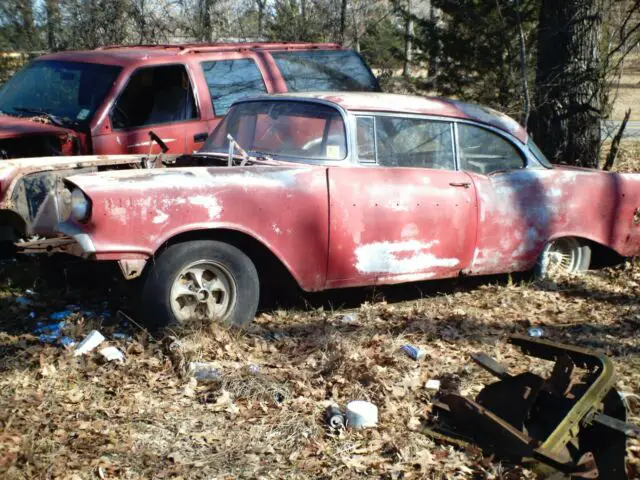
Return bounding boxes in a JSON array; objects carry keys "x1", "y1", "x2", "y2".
[{"x1": 141, "y1": 240, "x2": 259, "y2": 328}]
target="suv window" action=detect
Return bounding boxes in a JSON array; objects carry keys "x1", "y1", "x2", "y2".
[
  {"x1": 201, "y1": 59, "x2": 268, "y2": 116},
  {"x1": 111, "y1": 65, "x2": 197, "y2": 130},
  {"x1": 458, "y1": 124, "x2": 524, "y2": 174},
  {"x1": 271, "y1": 50, "x2": 379, "y2": 92},
  {"x1": 356, "y1": 115, "x2": 455, "y2": 169}
]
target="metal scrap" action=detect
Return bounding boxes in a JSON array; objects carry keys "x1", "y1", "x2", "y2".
[{"x1": 424, "y1": 335, "x2": 640, "y2": 479}]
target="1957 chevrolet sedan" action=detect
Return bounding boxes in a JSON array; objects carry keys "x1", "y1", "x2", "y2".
[{"x1": 49, "y1": 93, "x2": 640, "y2": 327}]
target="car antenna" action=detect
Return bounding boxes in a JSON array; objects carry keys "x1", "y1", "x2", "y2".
[{"x1": 226, "y1": 134, "x2": 251, "y2": 166}]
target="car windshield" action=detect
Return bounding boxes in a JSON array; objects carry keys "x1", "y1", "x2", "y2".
[
  {"x1": 0, "y1": 60, "x2": 121, "y2": 127},
  {"x1": 271, "y1": 50, "x2": 379, "y2": 92},
  {"x1": 201, "y1": 100, "x2": 348, "y2": 161},
  {"x1": 200, "y1": 100, "x2": 347, "y2": 160}
]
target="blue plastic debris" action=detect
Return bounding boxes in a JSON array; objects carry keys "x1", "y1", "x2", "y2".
[
  {"x1": 49, "y1": 311, "x2": 73, "y2": 321},
  {"x1": 111, "y1": 332, "x2": 133, "y2": 342},
  {"x1": 16, "y1": 297, "x2": 33, "y2": 306},
  {"x1": 38, "y1": 333, "x2": 60, "y2": 344},
  {"x1": 33, "y1": 321, "x2": 65, "y2": 335},
  {"x1": 528, "y1": 327, "x2": 544, "y2": 338},
  {"x1": 59, "y1": 336, "x2": 76, "y2": 347}
]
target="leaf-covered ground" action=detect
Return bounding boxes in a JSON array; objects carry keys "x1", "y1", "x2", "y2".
[{"x1": 0, "y1": 256, "x2": 639, "y2": 480}]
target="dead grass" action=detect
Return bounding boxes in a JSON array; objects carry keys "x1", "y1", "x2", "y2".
[{"x1": 0, "y1": 261, "x2": 639, "y2": 479}]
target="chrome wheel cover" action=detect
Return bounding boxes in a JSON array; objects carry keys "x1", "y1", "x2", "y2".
[
  {"x1": 540, "y1": 238, "x2": 583, "y2": 277},
  {"x1": 170, "y1": 260, "x2": 236, "y2": 323}
]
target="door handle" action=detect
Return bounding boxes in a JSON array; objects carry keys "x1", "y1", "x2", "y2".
[
  {"x1": 449, "y1": 182, "x2": 471, "y2": 188},
  {"x1": 193, "y1": 132, "x2": 208, "y2": 142}
]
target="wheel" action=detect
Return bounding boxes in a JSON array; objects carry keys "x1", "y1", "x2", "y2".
[
  {"x1": 141, "y1": 240, "x2": 259, "y2": 329},
  {"x1": 535, "y1": 238, "x2": 591, "y2": 279}
]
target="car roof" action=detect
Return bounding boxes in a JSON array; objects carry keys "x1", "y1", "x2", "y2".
[
  {"x1": 261, "y1": 92, "x2": 528, "y2": 143},
  {"x1": 36, "y1": 42, "x2": 344, "y2": 67}
]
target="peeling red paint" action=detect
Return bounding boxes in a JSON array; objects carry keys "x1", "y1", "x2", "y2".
[{"x1": 54, "y1": 96, "x2": 640, "y2": 292}]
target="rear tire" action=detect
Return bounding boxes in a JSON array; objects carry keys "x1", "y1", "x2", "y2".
[
  {"x1": 141, "y1": 240, "x2": 259, "y2": 329},
  {"x1": 535, "y1": 238, "x2": 591, "y2": 279}
]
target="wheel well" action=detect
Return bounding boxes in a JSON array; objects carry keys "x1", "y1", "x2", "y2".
[
  {"x1": 156, "y1": 228, "x2": 300, "y2": 291},
  {"x1": 0, "y1": 209, "x2": 27, "y2": 241},
  {"x1": 585, "y1": 239, "x2": 625, "y2": 269}
]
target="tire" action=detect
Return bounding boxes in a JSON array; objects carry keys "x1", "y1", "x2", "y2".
[
  {"x1": 535, "y1": 238, "x2": 592, "y2": 279},
  {"x1": 141, "y1": 240, "x2": 259, "y2": 329}
]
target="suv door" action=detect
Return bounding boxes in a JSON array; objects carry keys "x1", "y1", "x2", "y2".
[
  {"x1": 92, "y1": 64, "x2": 199, "y2": 155},
  {"x1": 193, "y1": 52, "x2": 271, "y2": 152},
  {"x1": 327, "y1": 114, "x2": 477, "y2": 288}
]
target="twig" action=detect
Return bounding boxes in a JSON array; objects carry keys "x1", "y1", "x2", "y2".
[
  {"x1": 117, "y1": 309, "x2": 156, "y2": 341},
  {"x1": 603, "y1": 108, "x2": 631, "y2": 171}
]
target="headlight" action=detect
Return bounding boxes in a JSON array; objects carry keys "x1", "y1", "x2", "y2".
[{"x1": 70, "y1": 188, "x2": 91, "y2": 222}]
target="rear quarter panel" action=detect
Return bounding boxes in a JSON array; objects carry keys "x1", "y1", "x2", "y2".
[
  {"x1": 66, "y1": 165, "x2": 329, "y2": 291},
  {"x1": 467, "y1": 166, "x2": 640, "y2": 275}
]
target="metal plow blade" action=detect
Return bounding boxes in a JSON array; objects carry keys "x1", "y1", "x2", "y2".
[{"x1": 423, "y1": 335, "x2": 640, "y2": 479}]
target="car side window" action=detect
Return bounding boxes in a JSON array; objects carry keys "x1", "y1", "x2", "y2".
[
  {"x1": 458, "y1": 123, "x2": 524, "y2": 174},
  {"x1": 200, "y1": 59, "x2": 268, "y2": 116},
  {"x1": 111, "y1": 65, "x2": 197, "y2": 130},
  {"x1": 355, "y1": 115, "x2": 454, "y2": 169}
]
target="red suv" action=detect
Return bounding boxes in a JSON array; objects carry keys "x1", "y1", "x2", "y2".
[{"x1": 0, "y1": 42, "x2": 379, "y2": 159}]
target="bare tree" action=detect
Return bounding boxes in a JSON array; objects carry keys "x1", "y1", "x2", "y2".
[
  {"x1": 515, "y1": 0, "x2": 530, "y2": 126},
  {"x1": 403, "y1": 0, "x2": 413, "y2": 77},
  {"x1": 340, "y1": 0, "x2": 348, "y2": 45},
  {"x1": 256, "y1": 0, "x2": 267, "y2": 36},
  {"x1": 530, "y1": 0, "x2": 640, "y2": 167},
  {"x1": 529, "y1": 1, "x2": 605, "y2": 167}
]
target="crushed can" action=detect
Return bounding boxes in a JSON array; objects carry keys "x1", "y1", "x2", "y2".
[
  {"x1": 324, "y1": 405, "x2": 345, "y2": 429},
  {"x1": 401, "y1": 344, "x2": 426, "y2": 360}
]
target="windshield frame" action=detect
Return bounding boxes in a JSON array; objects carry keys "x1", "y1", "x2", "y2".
[
  {"x1": 0, "y1": 59, "x2": 122, "y2": 129},
  {"x1": 527, "y1": 138, "x2": 553, "y2": 169},
  {"x1": 199, "y1": 97, "x2": 353, "y2": 165}
]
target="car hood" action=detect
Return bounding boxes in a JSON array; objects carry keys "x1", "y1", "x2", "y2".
[
  {"x1": 0, "y1": 114, "x2": 75, "y2": 140},
  {"x1": 66, "y1": 164, "x2": 315, "y2": 194}
]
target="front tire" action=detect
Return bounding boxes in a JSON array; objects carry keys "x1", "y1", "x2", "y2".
[
  {"x1": 535, "y1": 238, "x2": 591, "y2": 279},
  {"x1": 141, "y1": 240, "x2": 259, "y2": 329}
]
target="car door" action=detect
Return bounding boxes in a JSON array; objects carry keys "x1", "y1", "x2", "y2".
[
  {"x1": 190, "y1": 53, "x2": 272, "y2": 153},
  {"x1": 326, "y1": 114, "x2": 478, "y2": 288},
  {"x1": 457, "y1": 123, "x2": 551, "y2": 275},
  {"x1": 92, "y1": 63, "x2": 200, "y2": 155}
]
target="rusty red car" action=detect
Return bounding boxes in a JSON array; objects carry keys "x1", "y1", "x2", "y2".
[
  {"x1": 49, "y1": 93, "x2": 640, "y2": 328},
  {"x1": 0, "y1": 42, "x2": 378, "y2": 159}
]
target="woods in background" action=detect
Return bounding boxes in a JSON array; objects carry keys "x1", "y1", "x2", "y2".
[{"x1": 1, "y1": 0, "x2": 640, "y2": 168}]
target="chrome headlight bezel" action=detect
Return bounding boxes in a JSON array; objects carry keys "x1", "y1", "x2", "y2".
[{"x1": 70, "y1": 187, "x2": 91, "y2": 223}]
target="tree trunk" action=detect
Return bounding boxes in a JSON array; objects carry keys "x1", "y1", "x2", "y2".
[
  {"x1": 340, "y1": 0, "x2": 348, "y2": 45},
  {"x1": 529, "y1": 0, "x2": 604, "y2": 167},
  {"x1": 515, "y1": 0, "x2": 530, "y2": 126},
  {"x1": 45, "y1": 0, "x2": 60, "y2": 51},
  {"x1": 427, "y1": 1, "x2": 439, "y2": 81},
  {"x1": 202, "y1": 0, "x2": 213, "y2": 42},
  {"x1": 17, "y1": 0, "x2": 35, "y2": 50},
  {"x1": 403, "y1": 0, "x2": 413, "y2": 78},
  {"x1": 256, "y1": 0, "x2": 266, "y2": 36}
]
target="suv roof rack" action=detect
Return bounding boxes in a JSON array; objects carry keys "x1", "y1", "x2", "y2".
[{"x1": 95, "y1": 42, "x2": 342, "y2": 56}]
